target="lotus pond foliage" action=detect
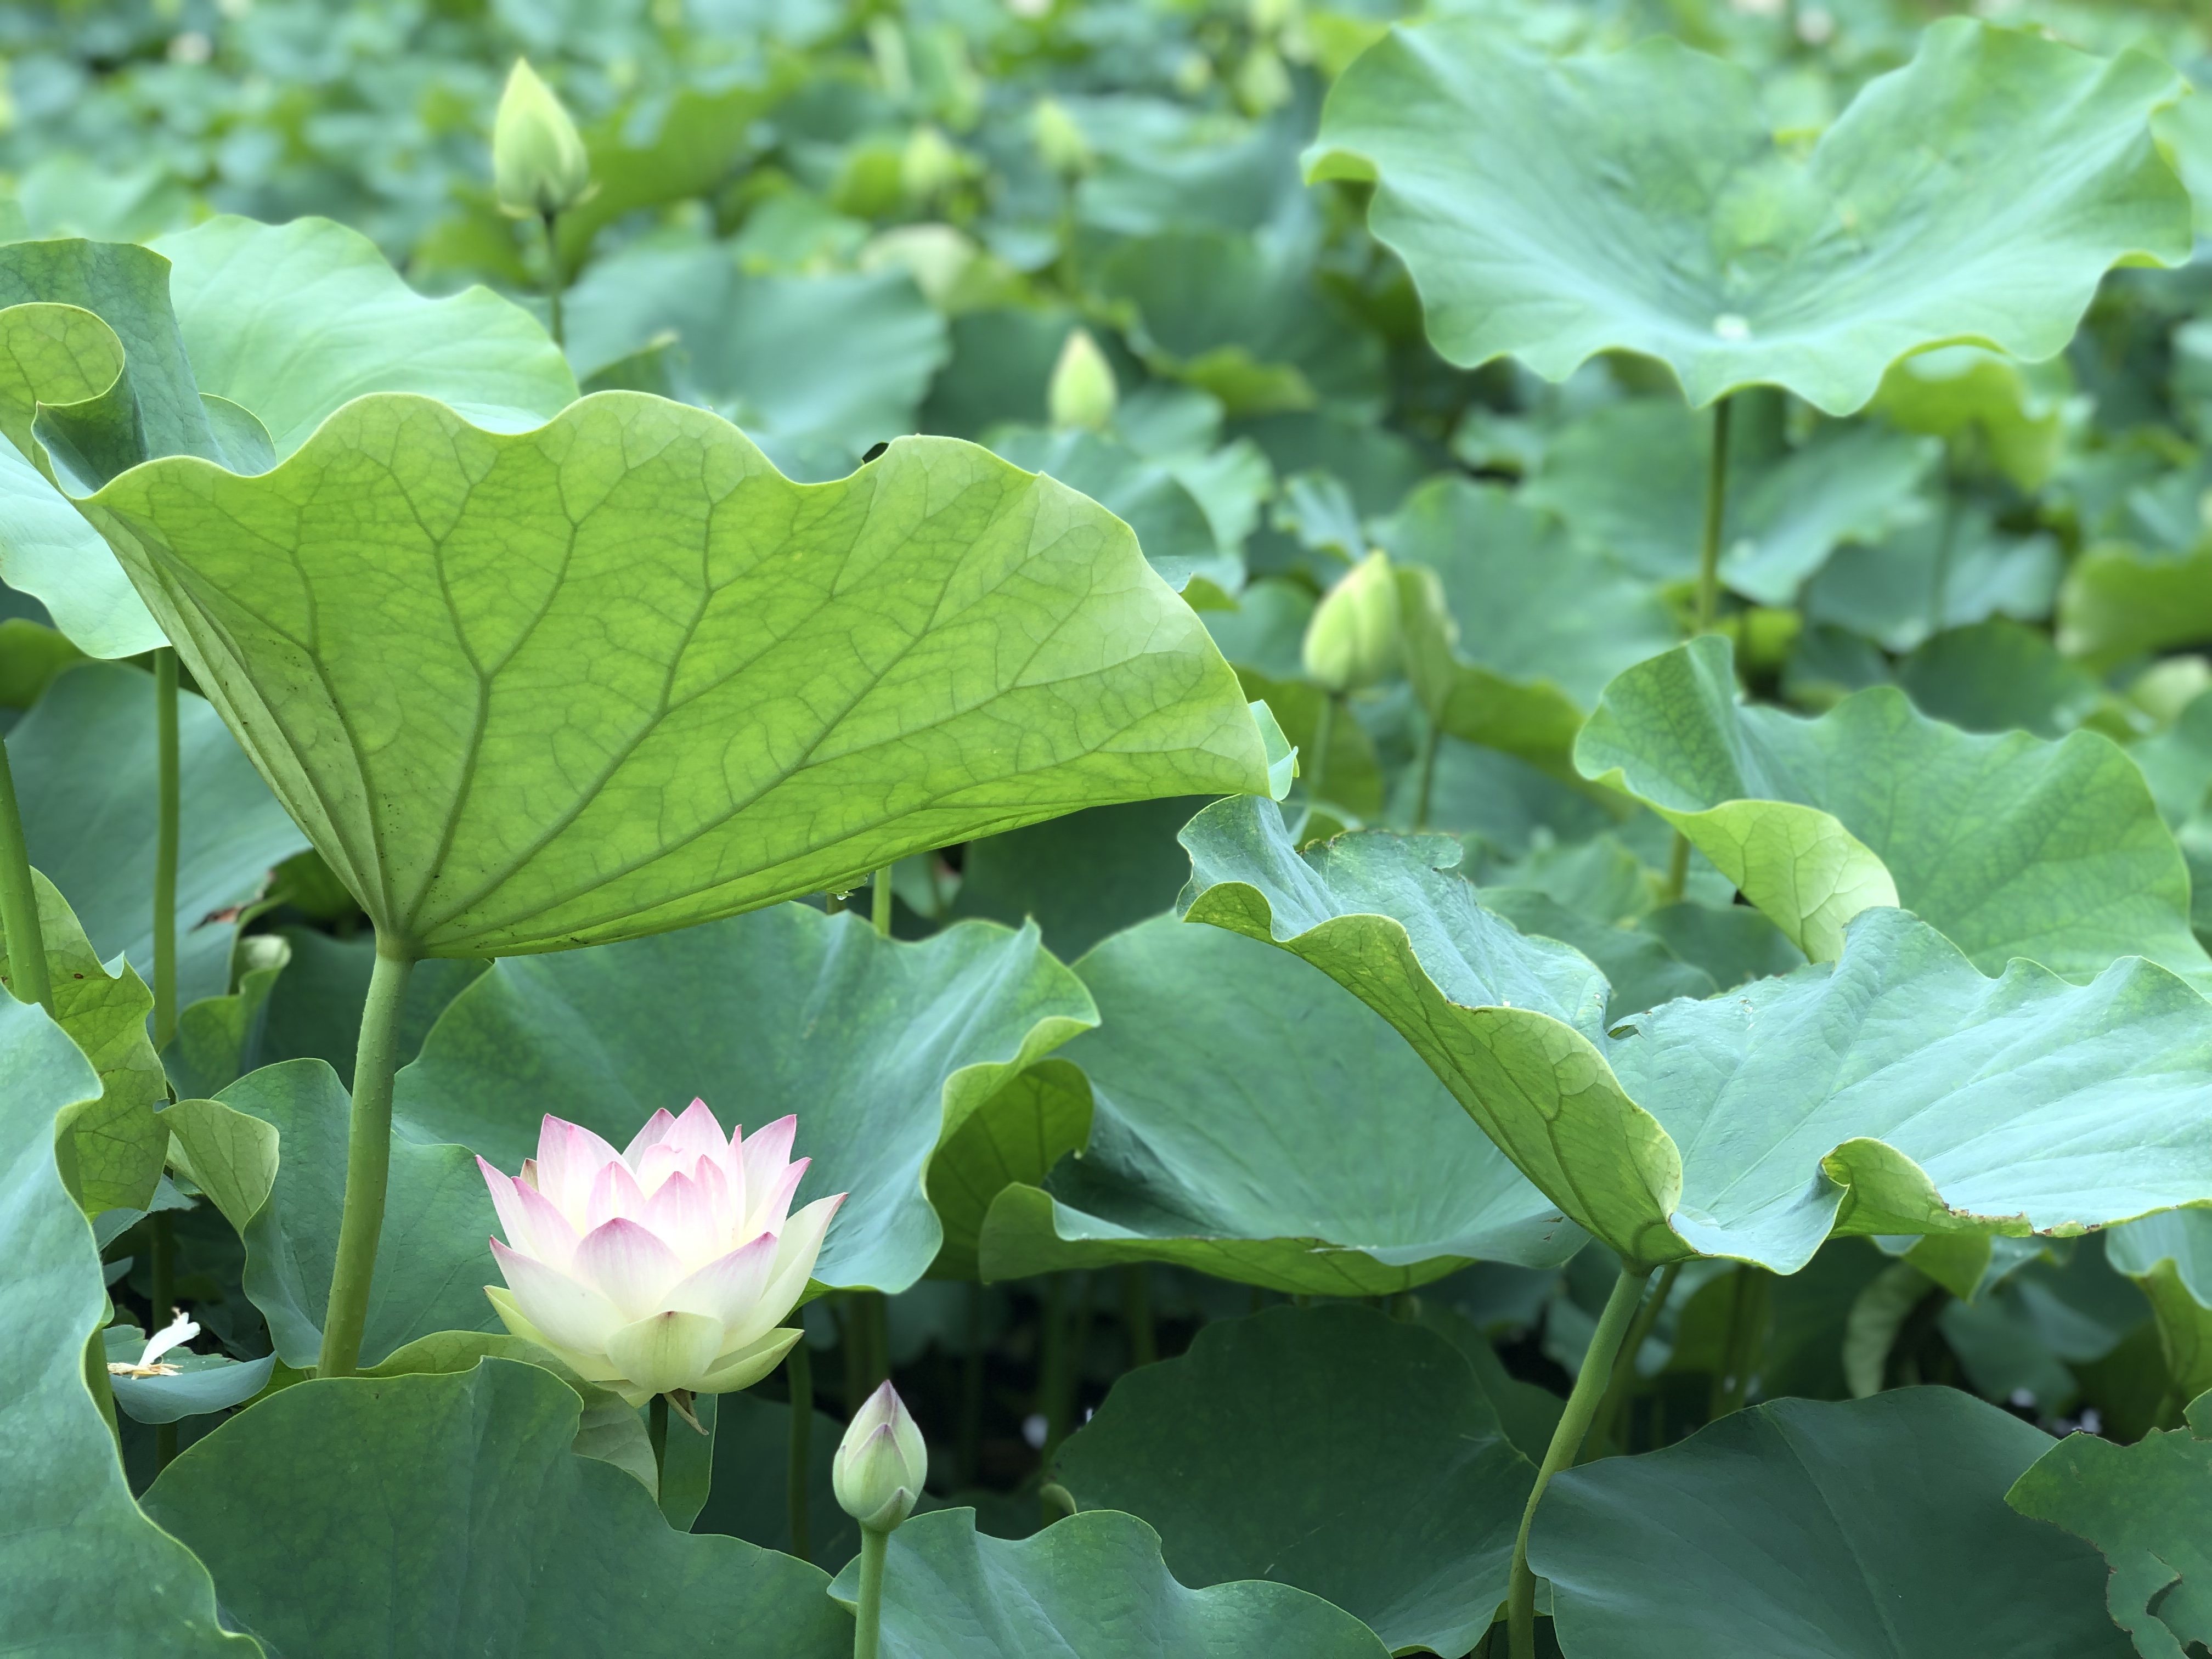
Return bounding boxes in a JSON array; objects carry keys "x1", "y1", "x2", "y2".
[{"x1": 10, "y1": 0, "x2": 2212, "y2": 1654}]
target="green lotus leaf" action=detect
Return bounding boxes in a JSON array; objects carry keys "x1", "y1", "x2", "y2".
[
  {"x1": 163, "y1": 934, "x2": 291, "y2": 1100},
  {"x1": 100, "y1": 1324, "x2": 278, "y2": 1425},
  {"x1": 563, "y1": 239, "x2": 946, "y2": 479},
  {"x1": 1534, "y1": 1390, "x2": 2128, "y2": 1658},
  {"x1": 697, "y1": 1391, "x2": 861, "y2": 1571},
  {"x1": 1054, "y1": 1304, "x2": 1533, "y2": 1656},
  {"x1": 193, "y1": 1060, "x2": 502, "y2": 1368},
  {"x1": 1476, "y1": 887, "x2": 1718, "y2": 1020},
  {"x1": 1716, "y1": 424, "x2": 1941, "y2": 605},
  {"x1": 255, "y1": 929, "x2": 487, "y2": 1088},
  {"x1": 143, "y1": 1359, "x2": 848, "y2": 1659},
  {"x1": 1897, "y1": 620, "x2": 2103, "y2": 741},
  {"x1": 0, "y1": 992, "x2": 249, "y2": 1655},
  {"x1": 989, "y1": 426, "x2": 1240, "y2": 593},
  {"x1": 1308, "y1": 19, "x2": 2190, "y2": 413},
  {"x1": 1374, "y1": 478, "x2": 1674, "y2": 776},
  {"x1": 1873, "y1": 345, "x2": 2075, "y2": 492},
  {"x1": 825, "y1": 1507, "x2": 1389, "y2": 1659},
  {"x1": 393, "y1": 903, "x2": 1097, "y2": 1293},
  {"x1": 928, "y1": 1059, "x2": 1092, "y2": 1281},
  {"x1": 2059, "y1": 544, "x2": 2212, "y2": 673},
  {"x1": 1178, "y1": 795, "x2": 2212, "y2": 1269},
  {"x1": 12, "y1": 662, "x2": 306, "y2": 1011},
  {"x1": 947, "y1": 795, "x2": 1217, "y2": 963},
  {"x1": 2007, "y1": 1388, "x2": 2212, "y2": 1658},
  {"x1": 1576, "y1": 636, "x2": 2208, "y2": 980},
  {"x1": 53, "y1": 383, "x2": 1271, "y2": 956},
  {"x1": 2107, "y1": 1209, "x2": 2212, "y2": 1407},
  {"x1": 4, "y1": 869, "x2": 166, "y2": 1212},
  {"x1": 151, "y1": 215, "x2": 578, "y2": 456},
  {"x1": 979, "y1": 916, "x2": 1580, "y2": 1291},
  {"x1": 1804, "y1": 504, "x2": 2061, "y2": 654}
]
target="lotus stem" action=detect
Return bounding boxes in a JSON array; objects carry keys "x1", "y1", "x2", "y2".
[
  {"x1": 542, "y1": 210, "x2": 565, "y2": 347},
  {"x1": 151, "y1": 1210, "x2": 177, "y2": 1471},
  {"x1": 871, "y1": 867, "x2": 893, "y2": 937},
  {"x1": 316, "y1": 940, "x2": 417, "y2": 1377},
  {"x1": 649, "y1": 1392, "x2": 669, "y2": 1486},
  {"x1": 853, "y1": 1524, "x2": 889, "y2": 1659},
  {"x1": 1581, "y1": 1261, "x2": 1681, "y2": 1464},
  {"x1": 1413, "y1": 716, "x2": 1440, "y2": 833},
  {"x1": 1122, "y1": 1265, "x2": 1155, "y2": 1367},
  {"x1": 788, "y1": 1339, "x2": 813, "y2": 1560},
  {"x1": 153, "y1": 648, "x2": 179, "y2": 1049},
  {"x1": 1694, "y1": 394, "x2": 1733, "y2": 635},
  {"x1": 1711, "y1": 1263, "x2": 1770, "y2": 1418},
  {"x1": 1306, "y1": 694, "x2": 1336, "y2": 814},
  {"x1": 1506, "y1": 1261, "x2": 1653, "y2": 1659},
  {"x1": 0, "y1": 724, "x2": 51, "y2": 1013}
]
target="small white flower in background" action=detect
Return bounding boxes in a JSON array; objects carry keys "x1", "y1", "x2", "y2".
[
  {"x1": 479, "y1": 1101, "x2": 844, "y2": 1408},
  {"x1": 110, "y1": 1309, "x2": 198, "y2": 1378},
  {"x1": 834, "y1": 1381, "x2": 929, "y2": 1532}
]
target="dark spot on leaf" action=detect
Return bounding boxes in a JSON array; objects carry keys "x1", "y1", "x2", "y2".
[{"x1": 862, "y1": 441, "x2": 889, "y2": 462}]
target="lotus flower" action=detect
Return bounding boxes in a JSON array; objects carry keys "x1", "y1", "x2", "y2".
[
  {"x1": 478, "y1": 1101, "x2": 843, "y2": 1407},
  {"x1": 834, "y1": 1380, "x2": 929, "y2": 1532}
]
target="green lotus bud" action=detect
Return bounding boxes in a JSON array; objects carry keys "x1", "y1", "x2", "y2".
[
  {"x1": 833, "y1": 1381, "x2": 928, "y2": 1532},
  {"x1": 1048, "y1": 329, "x2": 1117, "y2": 432},
  {"x1": 493, "y1": 59, "x2": 591, "y2": 219},
  {"x1": 901, "y1": 125, "x2": 963, "y2": 203},
  {"x1": 1302, "y1": 551, "x2": 1403, "y2": 693},
  {"x1": 1032, "y1": 97, "x2": 1092, "y2": 177}
]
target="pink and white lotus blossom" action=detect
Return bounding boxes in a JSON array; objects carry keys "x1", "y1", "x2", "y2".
[{"x1": 478, "y1": 1101, "x2": 843, "y2": 1407}]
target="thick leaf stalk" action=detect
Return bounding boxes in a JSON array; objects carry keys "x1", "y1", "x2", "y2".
[
  {"x1": 1508, "y1": 1261, "x2": 1653, "y2": 1659},
  {"x1": 0, "y1": 728, "x2": 52, "y2": 1013},
  {"x1": 153, "y1": 647, "x2": 179, "y2": 1048},
  {"x1": 316, "y1": 942, "x2": 416, "y2": 1376},
  {"x1": 853, "y1": 1525, "x2": 889, "y2": 1659}
]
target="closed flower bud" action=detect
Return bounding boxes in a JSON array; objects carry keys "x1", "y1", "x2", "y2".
[
  {"x1": 1048, "y1": 329, "x2": 1117, "y2": 432},
  {"x1": 494, "y1": 59, "x2": 592, "y2": 218},
  {"x1": 1032, "y1": 97, "x2": 1092, "y2": 177},
  {"x1": 833, "y1": 1380, "x2": 928, "y2": 1532},
  {"x1": 1302, "y1": 550, "x2": 1403, "y2": 693}
]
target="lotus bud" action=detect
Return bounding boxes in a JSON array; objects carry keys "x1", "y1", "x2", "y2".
[
  {"x1": 477, "y1": 1102, "x2": 845, "y2": 1406},
  {"x1": 833, "y1": 1380, "x2": 929, "y2": 1532},
  {"x1": 493, "y1": 59, "x2": 592, "y2": 218},
  {"x1": 1048, "y1": 329, "x2": 1117, "y2": 432},
  {"x1": 1302, "y1": 550, "x2": 1403, "y2": 693},
  {"x1": 1032, "y1": 97, "x2": 1092, "y2": 177}
]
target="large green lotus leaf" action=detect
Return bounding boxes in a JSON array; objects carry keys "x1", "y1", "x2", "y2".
[
  {"x1": 697, "y1": 1391, "x2": 860, "y2": 1571},
  {"x1": 989, "y1": 426, "x2": 1239, "y2": 594},
  {"x1": 563, "y1": 239, "x2": 946, "y2": 479},
  {"x1": 979, "y1": 916, "x2": 1579, "y2": 1292},
  {"x1": 1092, "y1": 229, "x2": 1385, "y2": 417},
  {"x1": 64, "y1": 390, "x2": 1272, "y2": 957},
  {"x1": 1534, "y1": 1390, "x2": 2128, "y2": 1659},
  {"x1": 143, "y1": 1358, "x2": 847, "y2": 1659},
  {"x1": 1054, "y1": 1305, "x2": 1532, "y2": 1656},
  {"x1": 190, "y1": 1060, "x2": 501, "y2": 1368},
  {"x1": 1576, "y1": 636, "x2": 2208, "y2": 979},
  {"x1": 256, "y1": 928, "x2": 488, "y2": 1090},
  {"x1": 2108, "y1": 1210, "x2": 2212, "y2": 1407},
  {"x1": 0, "y1": 992, "x2": 249, "y2": 1655},
  {"x1": 928, "y1": 1059, "x2": 1092, "y2": 1282},
  {"x1": 826, "y1": 1507, "x2": 1389, "y2": 1659},
  {"x1": 1804, "y1": 505, "x2": 2062, "y2": 653},
  {"x1": 1307, "y1": 19, "x2": 2190, "y2": 414},
  {"x1": 12, "y1": 662, "x2": 306, "y2": 1011},
  {"x1": 2008, "y1": 1389, "x2": 2212, "y2": 1658},
  {"x1": 1897, "y1": 620, "x2": 2102, "y2": 742},
  {"x1": 2059, "y1": 544, "x2": 2212, "y2": 673},
  {"x1": 1873, "y1": 345, "x2": 2074, "y2": 492},
  {"x1": 1178, "y1": 796, "x2": 2212, "y2": 1270},
  {"x1": 1375, "y1": 478, "x2": 1673, "y2": 773},
  {"x1": 393, "y1": 904, "x2": 1096, "y2": 1293},
  {"x1": 151, "y1": 216, "x2": 577, "y2": 457},
  {"x1": 1716, "y1": 424, "x2": 1940, "y2": 605},
  {"x1": 947, "y1": 795, "x2": 1217, "y2": 963}
]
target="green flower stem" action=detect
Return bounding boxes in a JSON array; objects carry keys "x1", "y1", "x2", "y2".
[
  {"x1": 542, "y1": 211, "x2": 566, "y2": 347},
  {"x1": 153, "y1": 648, "x2": 180, "y2": 1048},
  {"x1": 1122, "y1": 1265, "x2": 1156, "y2": 1367},
  {"x1": 872, "y1": 866, "x2": 894, "y2": 937},
  {"x1": 787, "y1": 1339, "x2": 813, "y2": 1561},
  {"x1": 0, "y1": 724, "x2": 52, "y2": 1013},
  {"x1": 315, "y1": 940, "x2": 417, "y2": 1377},
  {"x1": 649, "y1": 1392, "x2": 669, "y2": 1485},
  {"x1": 1711, "y1": 1263, "x2": 1771, "y2": 1418},
  {"x1": 151, "y1": 1209, "x2": 178, "y2": 1471},
  {"x1": 1507, "y1": 1261, "x2": 1653, "y2": 1659},
  {"x1": 1579, "y1": 1261, "x2": 1681, "y2": 1465},
  {"x1": 853, "y1": 1525, "x2": 889, "y2": 1659},
  {"x1": 1413, "y1": 715, "x2": 1440, "y2": 833},
  {"x1": 1664, "y1": 394, "x2": 1735, "y2": 904},
  {"x1": 1306, "y1": 693, "x2": 1337, "y2": 814}
]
